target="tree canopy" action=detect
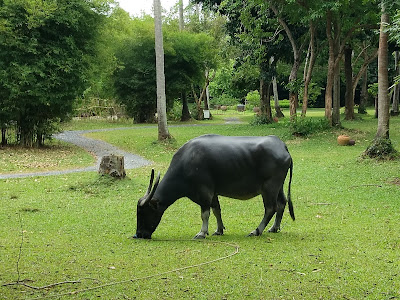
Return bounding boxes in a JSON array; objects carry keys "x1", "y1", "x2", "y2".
[
  {"x1": 0, "y1": 0, "x2": 105, "y2": 146},
  {"x1": 113, "y1": 17, "x2": 215, "y2": 123}
]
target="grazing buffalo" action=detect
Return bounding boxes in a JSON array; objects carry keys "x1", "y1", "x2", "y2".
[{"x1": 134, "y1": 134, "x2": 294, "y2": 239}]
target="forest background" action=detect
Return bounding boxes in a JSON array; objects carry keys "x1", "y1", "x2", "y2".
[{"x1": 0, "y1": 0, "x2": 400, "y2": 153}]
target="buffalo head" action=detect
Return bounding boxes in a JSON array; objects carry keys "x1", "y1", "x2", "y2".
[{"x1": 134, "y1": 169, "x2": 162, "y2": 239}]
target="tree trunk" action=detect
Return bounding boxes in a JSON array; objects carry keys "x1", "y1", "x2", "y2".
[
  {"x1": 332, "y1": 61, "x2": 341, "y2": 126},
  {"x1": 154, "y1": 0, "x2": 171, "y2": 141},
  {"x1": 325, "y1": 11, "x2": 334, "y2": 124},
  {"x1": 178, "y1": 0, "x2": 191, "y2": 121},
  {"x1": 376, "y1": 6, "x2": 390, "y2": 139},
  {"x1": 302, "y1": 21, "x2": 317, "y2": 117},
  {"x1": 204, "y1": 70, "x2": 210, "y2": 111},
  {"x1": 260, "y1": 79, "x2": 272, "y2": 122},
  {"x1": 359, "y1": 66, "x2": 368, "y2": 114},
  {"x1": 273, "y1": 76, "x2": 284, "y2": 118},
  {"x1": 1, "y1": 127, "x2": 6, "y2": 146},
  {"x1": 178, "y1": 0, "x2": 184, "y2": 31},
  {"x1": 271, "y1": 4, "x2": 300, "y2": 120},
  {"x1": 391, "y1": 51, "x2": 400, "y2": 116},
  {"x1": 180, "y1": 92, "x2": 191, "y2": 121},
  {"x1": 344, "y1": 45, "x2": 355, "y2": 120}
]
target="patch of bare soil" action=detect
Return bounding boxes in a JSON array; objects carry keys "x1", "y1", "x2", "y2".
[{"x1": 388, "y1": 178, "x2": 400, "y2": 186}]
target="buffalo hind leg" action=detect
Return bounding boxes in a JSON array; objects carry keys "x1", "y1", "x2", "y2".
[
  {"x1": 268, "y1": 187, "x2": 286, "y2": 233},
  {"x1": 194, "y1": 207, "x2": 210, "y2": 239},
  {"x1": 248, "y1": 183, "x2": 279, "y2": 237},
  {"x1": 211, "y1": 196, "x2": 225, "y2": 236}
]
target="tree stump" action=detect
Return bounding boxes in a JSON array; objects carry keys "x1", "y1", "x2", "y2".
[{"x1": 98, "y1": 155, "x2": 126, "y2": 178}]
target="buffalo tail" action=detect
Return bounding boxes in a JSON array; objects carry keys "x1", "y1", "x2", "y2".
[{"x1": 287, "y1": 159, "x2": 295, "y2": 221}]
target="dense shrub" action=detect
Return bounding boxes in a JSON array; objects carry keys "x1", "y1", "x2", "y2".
[
  {"x1": 289, "y1": 117, "x2": 331, "y2": 136},
  {"x1": 250, "y1": 115, "x2": 272, "y2": 125}
]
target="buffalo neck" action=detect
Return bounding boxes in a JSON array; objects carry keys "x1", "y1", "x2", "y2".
[{"x1": 153, "y1": 174, "x2": 188, "y2": 209}]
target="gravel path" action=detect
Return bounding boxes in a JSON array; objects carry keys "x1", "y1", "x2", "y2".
[{"x1": 0, "y1": 128, "x2": 151, "y2": 179}]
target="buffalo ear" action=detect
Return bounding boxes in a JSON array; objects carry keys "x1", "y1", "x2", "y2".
[{"x1": 139, "y1": 171, "x2": 160, "y2": 207}]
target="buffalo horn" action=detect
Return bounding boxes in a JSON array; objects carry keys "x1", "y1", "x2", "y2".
[
  {"x1": 139, "y1": 170, "x2": 160, "y2": 207},
  {"x1": 146, "y1": 169, "x2": 155, "y2": 196}
]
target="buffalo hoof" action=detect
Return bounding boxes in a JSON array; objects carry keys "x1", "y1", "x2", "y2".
[
  {"x1": 212, "y1": 231, "x2": 224, "y2": 236},
  {"x1": 193, "y1": 232, "x2": 207, "y2": 239},
  {"x1": 268, "y1": 226, "x2": 280, "y2": 233},
  {"x1": 247, "y1": 229, "x2": 261, "y2": 237}
]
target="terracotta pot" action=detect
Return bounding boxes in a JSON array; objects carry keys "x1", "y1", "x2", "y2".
[{"x1": 337, "y1": 135, "x2": 350, "y2": 146}]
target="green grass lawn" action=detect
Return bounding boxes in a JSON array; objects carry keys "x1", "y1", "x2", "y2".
[{"x1": 1, "y1": 109, "x2": 399, "y2": 299}]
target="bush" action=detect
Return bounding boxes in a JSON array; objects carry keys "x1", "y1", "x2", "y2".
[
  {"x1": 245, "y1": 90, "x2": 260, "y2": 107},
  {"x1": 289, "y1": 117, "x2": 331, "y2": 136},
  {"x1": 273, "y1": 99, "x2": 290, "y2": 109},
  {"x1": 167, "y1": 101, "x2": 185, "y2": 121},
  {"x1": 250, "y1": 115, "x2": 272, "y2": 125},
  {"x1": 212, "y1": 94, "x2": 240, "y2": 107}
]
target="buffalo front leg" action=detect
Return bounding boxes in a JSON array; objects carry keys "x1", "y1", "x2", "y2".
[
  {"x1": 194, "y1": 207, "x2": 210, "y2": 239},
  {"x1": 211, "y1": 196, "x2": 225, "y2": 236}
]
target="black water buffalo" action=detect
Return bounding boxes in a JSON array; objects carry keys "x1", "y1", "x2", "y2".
[{"x1": 134, "y1": 134, "x2": 294, "y2": 239}]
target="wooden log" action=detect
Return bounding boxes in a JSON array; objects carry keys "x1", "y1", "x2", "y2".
[{"x1": 98, "y1": 155, "x2": 126, "y2": 178}]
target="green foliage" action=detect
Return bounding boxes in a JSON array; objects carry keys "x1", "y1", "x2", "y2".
[
  {"x1": 299, "y1": 82, "x2": 323, "y2": 108},
  {"x1": 368, "y1": 82, "x2": 379, "y2": 98},
  {"x1": 114, "y1": 20, "x2": 216, "y2": 123},
  {"x1": 289, "y1": 117, "x2": 331, "y2": 136},
  {"x1": 245, "y1": 90, "x2": 260, "y2": 107},
  {"x1": 0, "y1": 0, "x2": 105, "y2": 146},
  {"x1": 212, "y1": 94, "x2": 240, "y2": 106},
  {"x1": 250, "y1": 114, "x2": 272, "y2": 125},
  {"x1": 273, "y1": 99, "x2": 290, "y2": 109},
  {"x1": 167, "y1": 100, "x2": 185, "y2": 121}
]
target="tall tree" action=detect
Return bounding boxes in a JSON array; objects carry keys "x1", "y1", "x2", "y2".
[
  {"x1": 376, "y1": 3, "x2": 390, "y2": 139},
  {"x1": 364, "y1": 1, "x2": 398, "y2": 159},
  {"x1": 178, "y1": 0, "x2": 192, "y2": 121},
  {"x1": 154, "y1": 0, "x2": 171, "y2": 140},
  {"x1": 270, "y1": 3, "x2": 305, "y2": 120}
]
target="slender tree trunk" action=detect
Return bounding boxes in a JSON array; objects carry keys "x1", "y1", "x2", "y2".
[
  {"x1": 332, "y1": 61, "x2": 341, "y2": 126},
  {"x1": 154, "y1": 0, "x2": 170, "y2": 140},
  {"x1": 1, "y1": 127, "x2": 6, "y2": 146},
  {"x1": 325, "y1": 11, "x2": 335, "y2": 124},
  {"x1": 352, "y1": 49, "x2": 378, "y2": 113},
  {"x1": 392, "y1": 51, "x2": 400, "y2": 115},
  {"x1": 271, "y1": 4, "x2": 300, "y2": 120},
  {"x1": 273, "y1": 76, "x2": 284, "y2": 117},
  {"x1": 302, "y1": 21, "x2": 317, "y2": 117},
  {"x1": 344, "y1": 45, "x2": 355, "y2": 120},
  {"x1": 178, "y1": 0, "x2": 191, "y2": 121},
  {"x1": 204, "y1": 70, "x2": 210, "y2": 111},
  {"x1": 181, "y1": 92, "x2": 191, "y2": 121},
  {"x1": 376, "y1": 6, "x2": 390, "y2": 139},
  {"x1": 260, "y1": 79, "x2": 272, "y2": 122},
  {"x1": 179, "y1": 0, "x2": 184, "y2": 31},
  {"x1": 359, "y1": 66, "x2": 368, "y2": 114}
]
